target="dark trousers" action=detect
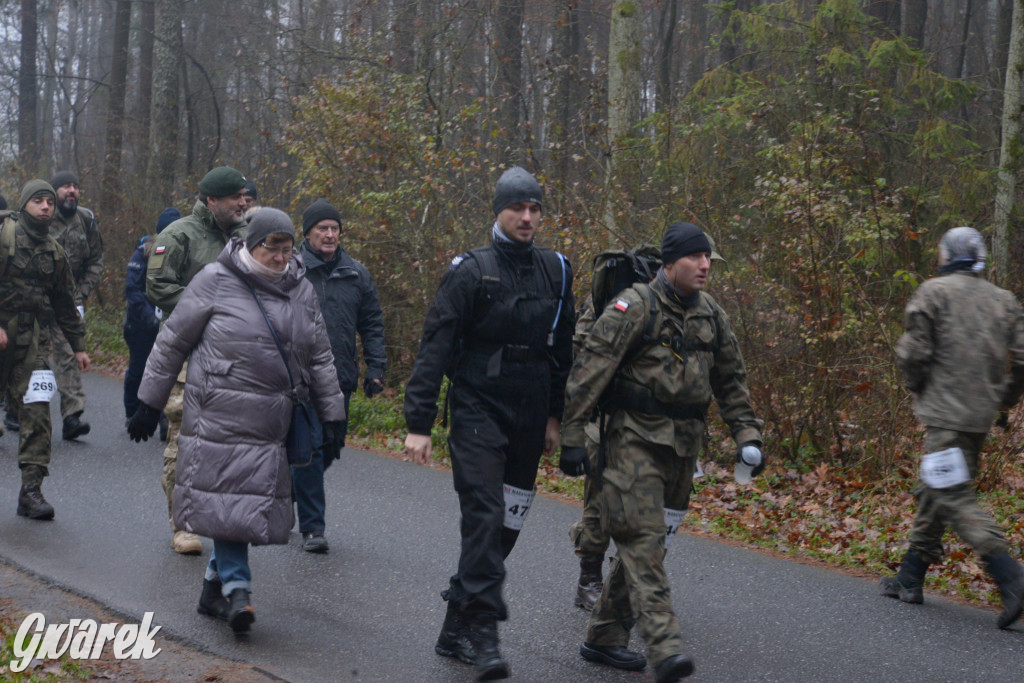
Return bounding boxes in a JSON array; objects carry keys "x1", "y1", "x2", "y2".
[
  {"x1": 123, "y1": 322, "x2": 157, "y2": 418},
  {"x1": 292, "y1": 394, "x2": 349, "y2": 534},
  {"x1": 445, "y1": 355, "x2": 550, "y2": 620}
]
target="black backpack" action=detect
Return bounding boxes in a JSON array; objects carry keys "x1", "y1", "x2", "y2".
[{"x1": 589, "y1": 245, "x2": 661, "y2": 315}]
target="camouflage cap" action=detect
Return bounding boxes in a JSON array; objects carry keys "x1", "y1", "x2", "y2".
[{"x1": 198, "y1": 166, "x2": 247, "y2": 198}]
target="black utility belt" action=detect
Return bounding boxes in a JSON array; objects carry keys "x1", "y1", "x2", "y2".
[{"x1": 604, "y1": 378, "x2": 708, "y2": 421}]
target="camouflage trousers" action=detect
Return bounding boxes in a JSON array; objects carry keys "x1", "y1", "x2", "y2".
[
  {"x1": 570, "y1": 435, "x2": 610, "y2": 564},
  {"x1": 49, "y1": 320, "x2": 85, "y2": 420},
  {"x1": 161, "y1": 378, "x2": 185, "y2": 531},
  {"x1": 586, "y1": 430, "x2": 696, "y2": 669},
  {"x1": 5, "y1": 327, "x2": 54, "y2": 486},
  {"x1": 909, "y1": 427, "x2": 1007, "y2": 564}
]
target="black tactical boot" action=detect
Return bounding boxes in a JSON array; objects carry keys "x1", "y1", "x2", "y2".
[
  {"x1": 17, "y1": 484, "x2": 55, "y2": 520},
  {"x1": 468, "y1": 617, "x2": 509, "y2": 681},
  {"x1": 197, "y1": 578, "x2": 229, "y2": 621},
  {"x1": 435, "y1": 599, "x2": 475, "y2": 664},
  {"x1": 655, "y1": 653, "x2": 695, "y2": 682},
  {"x1": 880, "y1": 550, "x2": 929, "y2": 604},
  {"x1": 226, "y1": 588, "x2": 255, "y2": 633},
  {"x1": 984, "y1": 552, "x2": 1024, "y2": 629},
  {"x1": 575, "y1": 558, "x2": 604, "y2": 610},
  {"x1": 5, "y1": 411, "x2": 20, "y2": 432},
  {"x1": 580, "y1": 641, "x2": 646, "y2": 671},
  {"x1": 62, "y1": 412, "x2": 90, "y2": 441}
]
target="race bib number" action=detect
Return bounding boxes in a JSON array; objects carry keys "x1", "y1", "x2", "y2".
[
  {"x1": 920, "y1": 447, "x2": 970, "y2": 489},
  {"x1": 664, "y1": 507, "x2": 687, "y2": 545},
  {"x1": 503, "y1": 484, "x2": 536, "y2": 531},
  {"x1": 23, "y1": 370, "x2": 57, "y2": 404}
]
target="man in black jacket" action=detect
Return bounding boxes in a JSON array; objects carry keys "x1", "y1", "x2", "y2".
[
  {"x1": 403, "y1": 167, "x2": 575, "y2": 681},
  {"x1": 295, "y1": 199, "x2": 386, "y2": 553}
]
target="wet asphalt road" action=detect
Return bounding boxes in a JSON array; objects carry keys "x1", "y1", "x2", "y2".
[{"x1": 0, "y1": 372, "x2": 1022, "y2": 682}]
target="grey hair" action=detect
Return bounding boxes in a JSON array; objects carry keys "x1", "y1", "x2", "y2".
[{"x1": 938, "y1": 226, "x2": 986, "y2": 272}]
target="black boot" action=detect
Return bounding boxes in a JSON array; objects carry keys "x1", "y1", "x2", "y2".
[
  {"x1": 197, "y1": 579, "x2": 229, "y2": 621},
  {"x1": 984, "y1": 552, "x2": 1024, "y2": 629},
  {"x1": 468, "y1": 617, "x2": 509, "y2": 681},
  {"x1": 62, "y1": 412, "x2": 90, "y2": 441},
  {"x1": 580, "y1": 641, "x2": 646, "y2": 671},
  {"x1": 435, "y1": 599, "x2": 475, "y2": 664},
  {"x1": 575, "y1": 558, "x2": 604, "y2": 610},
  {"x1": 880, "y1": 550, "x2": 929, "y2": 604},
  {"x1": 655, "y1": 653, "x2": 695, "y2": 682},
  {"x1": 17, "y1": 484, "x2": 55, "y2": 520},
  {"x1": 226, "y1": 588, "x2": 255, "y2": 633}
]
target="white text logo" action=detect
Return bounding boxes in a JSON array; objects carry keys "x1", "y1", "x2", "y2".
[{"x1": 10, "y1": 612, "x2": 162, "y2": 673}]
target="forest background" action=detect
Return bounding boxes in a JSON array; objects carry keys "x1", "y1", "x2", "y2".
[{"x1": 2, "y1": 0, "x2": 1024, "y2": 608}]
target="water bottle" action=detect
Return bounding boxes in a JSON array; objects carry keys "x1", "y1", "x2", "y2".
[{"x1": 734, "y1": 445, "x2": 762, "y2": 485}]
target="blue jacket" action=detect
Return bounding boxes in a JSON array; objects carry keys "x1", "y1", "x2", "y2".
[{"x1": 125, "y1": 236, "x2": 159, "y2": 332}]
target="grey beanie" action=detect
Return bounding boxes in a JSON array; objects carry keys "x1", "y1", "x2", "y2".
[
  {"x1": 245, "y1": 207, "x2": 296, "y2": 251},
  {"x1": 50, "y1": 170, "x2": 79, "y2": 189},
  {"x1": 492, "y1": 166, "x2": 543, "y2": 215},
  {"x1": 938, "y1": 226, "x2": 986, "y2": 272}
]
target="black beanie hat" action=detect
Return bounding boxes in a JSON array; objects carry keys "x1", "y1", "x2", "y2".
[
  {"x1": 492, "y1": 166, "x2": 543, "y2": 215},
  {"x1": 156, "y1": 207, "x2": 181, "y2": 233},
  {"x1": 244, "y1": 180, "x2": 258, "y2": 199},
  {"x1": 245, "y1": 208, "x2": 296, "y2": 251},
  {"x1": 0, "y1": 194, "x2": 7, "y2": 211},
  {"x1": 302, "y1": 198, "x2": 342, "y2": 234},
  {"x1": 661, "y1": 222, "x2": 712, "y2": 264},
  {"x1": 50, "y1": 171, "x2": 79, "y2": 189}
]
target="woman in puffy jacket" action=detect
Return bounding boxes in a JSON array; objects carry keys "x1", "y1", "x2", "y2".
[{"x1": 128, "y1": 208, "x2": 346, "y2": 633}]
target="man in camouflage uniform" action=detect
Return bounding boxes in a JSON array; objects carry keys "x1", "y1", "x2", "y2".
[
  {"x1": 569, "y1": 239, "x2": 726, "y2": 611},
  {"x1": 559, "y1": 222, "x2": 762, "y2": 682},
  {"x1": 884, "y1": 226, "x2": 1024, "y2": 629},
  {"x1": 0, "y1": 180, "x2": 91, "y2": 519},
  {"x1": 143, "y1": 166, "x2": 248, "y2": 555}
]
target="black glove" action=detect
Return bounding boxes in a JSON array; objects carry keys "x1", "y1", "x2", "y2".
[
  {"x1": 737, "y1": 441, "x2": 765, "y2": 477},
  {"x1": 322, "y1": 421, "x2": 345, "y2": 463},
  {"x1": 128, "y1": 403, "x2": 161, "y2": 442},
  {"x1": 362, "y1": 376, "x2": 384, "y2": 398},
  {"x1": 559, "y1": 446, "x2": 590, "y2": 477}
]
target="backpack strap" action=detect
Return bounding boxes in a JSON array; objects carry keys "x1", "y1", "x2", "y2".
[
  {"x1": 0, "y1": 213, "x2": 18, "y2": 278},
  {"x1": 536, "y1": 248, "x2": 566, "y2": 346}
]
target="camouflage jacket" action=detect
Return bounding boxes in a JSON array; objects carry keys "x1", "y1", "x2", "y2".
[
  {"x1": 146, "y1": 200, "x2": 247, "y2": 315},
  {"x1": 562, "y1": 276, "x2": 761, "y2": 456},
  {"x1": 895, "y1": 270, "x2": 1024, "y2": 433},
  {"x1": 49, "y1": 207, "x2": 104, "y2": 305},
  {"x1": 0, "y1": 215, "x2": 85, "y2": 353}
]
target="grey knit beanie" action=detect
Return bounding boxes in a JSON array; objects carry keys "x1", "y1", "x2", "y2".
[
  {"x1": 245, "y1": 207, "x2": 296, "y2": 251},
  {"x1": 492, "y1": 167, "x2": 543, "y2": 215}
]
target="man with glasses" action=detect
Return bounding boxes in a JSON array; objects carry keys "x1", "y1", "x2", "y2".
[
  {"x1": 145, "y1": 166, "x2": 248, "y2": 555},
  {"x1": 294, "y1": 198, "x2": 386, "y2": 553}
]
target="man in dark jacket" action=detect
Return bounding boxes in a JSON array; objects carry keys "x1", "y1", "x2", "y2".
[
  {"x1": 404, "y1": 167, "x2": 575, "y2": 681},
  {"x1": 294, "y1": 198, "x2": 386, "y2": 553},
  {"x1": 885, "y1": 226, "x2": 1024, "y2": 629}
]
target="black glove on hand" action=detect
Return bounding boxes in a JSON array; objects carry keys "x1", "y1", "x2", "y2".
[
  {"x1": 128, "y1": 403, "x2": 161, "y2": 442},
  {"x1": 995, "y1": 411, "x2": 1010, "y2": 429},
  {"x1": 322, "y1": 421, "x2": 345, "y2": 463},
  {"x1": 362, "y1": 376, "x2": 384, "y2": 398},
  {"x1": 559, "y1": 446, "x2": 590, "y2": 477},
  {"x1": 737, "y1": 441, "x2": 766, "y2": 477}
]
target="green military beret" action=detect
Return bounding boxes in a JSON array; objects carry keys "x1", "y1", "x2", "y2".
[{"x1": 198, "y1": 166, "x2": 247, "y2": 198}]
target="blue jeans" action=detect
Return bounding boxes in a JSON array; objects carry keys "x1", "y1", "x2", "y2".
[
  {"x1": 292, "y1": 394, "x2": 350, "y2": 534},
  {"x1": 123, "y1": 322, "x2": 157, "y2": 418},
  {"x1": 205, "y1": 540, "x2": 251, "y2": 596}
]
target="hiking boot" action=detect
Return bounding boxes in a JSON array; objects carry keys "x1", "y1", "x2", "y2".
[
  {"x1": 17, "y1": 484, "x2": 54, "y2": 520},
  {"x1": 302, "y1": 531, "x2": 329, "y2": 554},
  {"x1": 197, "y1": 578, "x2": 229, "y2": 620},
  {"x1": 580, "y1": 642, "x2": 646, "y2": 671},
  {"x1": 227, "y1": 588, "x2": 255, "y2": 633},
  {"x1": 435, "y1": 600, "x2": 475, "y2": 664},
  {"x1": 984, "y1": 552, "x2": 1024, "y2": 629},
  {"x1": 5, "y1": 411, "x2": 19, "y2": 432},
  {"x1": 158, "y1": 414, "x2": 169, "y2": 442},
  {"x1": 172, "y1": 530, "x2": 202, "y2": 555},
  {"x1": 62, "y1": 412, "x2": 90, "y2": 440},
  {"x1": 655, "y1": 653, "x2": 695, "y2": 682},
  {"x1": 575, "y1": 558, "x2": 604, "y2": 610},
  {"x1": 468, "y1": 617, "x2": 509, "y2": 681},
  {"x1": 880, "y1": 550, "x2": 929, "y2": 604}
]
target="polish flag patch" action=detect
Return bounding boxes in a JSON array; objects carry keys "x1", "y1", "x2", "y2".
[
  {"x1": 154, "y1": 245, "x2": 166, "y2": 255},
  {"x1": 614, "y1": 299, "x2": 629, "y2": 312}
]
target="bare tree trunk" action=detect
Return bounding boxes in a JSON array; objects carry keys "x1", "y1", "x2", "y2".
[
  {"x1": 603, "y1": 0, "x2": 641, "y2": 234},
  {"x1": 39, "y1": 0, "x2": 58, "y2": 164},
  {"x1": 656, "y1": 0, "x2": 679, "y2": 113},
  {"x1": 900, "y1": 0, "x2": 928, "y2": 45},
  {"x1": 863, "y1": 1, "x2": 900, "y2": 34},
  {"x1": 19, "y1": 0, "x2": 39, "y2": 169},
  {"x1": 993, "y1": 0, "x2": 1024, "y2": 283},
  {"x1": 494, "y1": 0, "x2": 524, "y2": 163},
  {"x1": 100, "y1": 0, "x2": 132, "y2": 215},
  {"x1": 551, "y1": 0, "x2": 582, "y2": 195},
  {"x1": 148, "y1": 0, "x2": 184, "y2": 201},
  {"x1": 136, "y1": 0, "x2": 156, "y2": 161}
]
